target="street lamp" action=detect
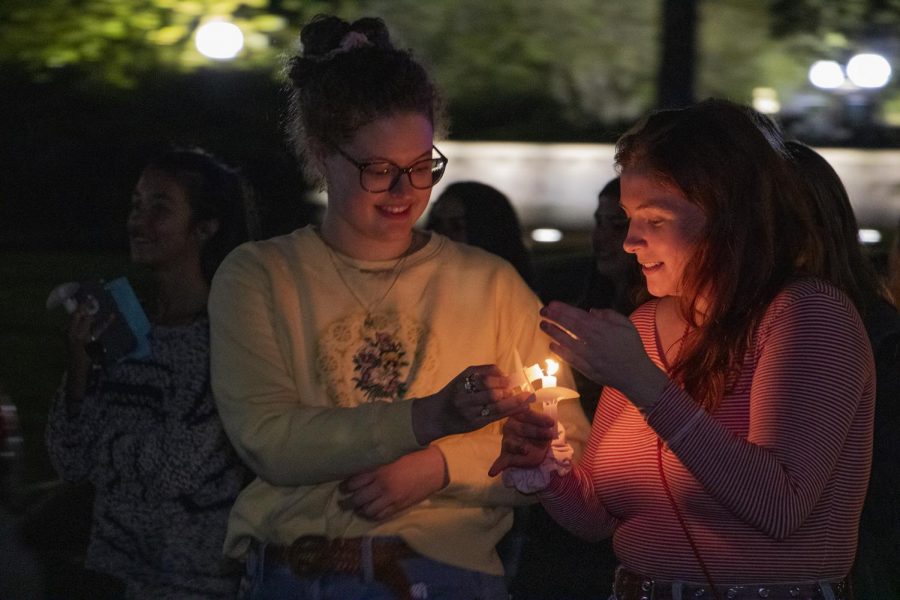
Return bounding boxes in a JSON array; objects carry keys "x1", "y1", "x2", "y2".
[
  {"x1": 846, "y1": 53, "x2": 892, "y2": 89},
  {"x1": 809, "y1": 60, "x2": 846, "y2": 90},
  {"x1": 195, "y1": 20, "x2": 244, "y2": 60},
  {"x1": 808, "y1": 53, "x2": 892, "y2": 91}
]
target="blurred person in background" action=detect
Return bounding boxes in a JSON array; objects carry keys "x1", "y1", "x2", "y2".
[
  {"x1": 0, "y1": 385, "x2": 44, "y2": 599},
  {"x1": 426, "y1": 181, "x2": 534, "y2": 287},
  {"x1": 787, "y1": 140, "x2": 900, "y2": 600},
  {"x1": 889, "y1": 218, "x2": 900, "y2": 307},
  {"x1": 580, "y1": 177, "x2": 645, "y2": 318},
  {"x1": 572, "y1": 176, "x2": 647, "y2": 417},
  {"x1": 45, "y1": 147, "x2": 258, "y2": 599}
]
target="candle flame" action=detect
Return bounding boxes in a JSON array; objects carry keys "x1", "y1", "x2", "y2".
[{"x1": 545, "y1": 358, "x2": 559, "y2": 376}]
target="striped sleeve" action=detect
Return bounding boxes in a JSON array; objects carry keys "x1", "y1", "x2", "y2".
[{"x1": 646, "y1": 280, "x2": 874, "y2": 539}]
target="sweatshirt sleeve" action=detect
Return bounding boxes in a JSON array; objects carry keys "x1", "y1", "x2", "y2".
[{"x1": 208, "y1": 244, "x2": 422, "y2": 487}]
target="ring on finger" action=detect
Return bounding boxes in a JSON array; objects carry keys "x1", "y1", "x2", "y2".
[
  {"x1": 464, "y1": 375, "x2": 478, "y2": 394},
  {"x1": 480, "y1": 404, "x2": 491, "y2": 417}
]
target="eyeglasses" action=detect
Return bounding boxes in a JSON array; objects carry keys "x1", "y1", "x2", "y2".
[{"x1": 336, "y1": 145, "x2": 448, "y2": 193}]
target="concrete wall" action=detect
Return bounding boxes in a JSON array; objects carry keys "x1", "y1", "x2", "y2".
[{"x1": 426, "y1": 142, "x2": 900, "y2": 232}]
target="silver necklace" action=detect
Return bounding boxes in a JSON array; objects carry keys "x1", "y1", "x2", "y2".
[{"x1": 321, "y1": 234, "x2": 414, "y2": 328}]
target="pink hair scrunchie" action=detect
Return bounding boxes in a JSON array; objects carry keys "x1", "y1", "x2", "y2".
[
  {"x1": 339, "y1": 30, "x2": 371, "y2": 52},
  {"x1": 315, "y1": 30, "x2": 372, "y2": 62}
]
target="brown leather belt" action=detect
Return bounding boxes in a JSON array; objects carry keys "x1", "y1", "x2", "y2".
[
  {"x1": 613, "y1": 566, "x2": 851, "y2": 600},
  {"x1": 261, "y1": 535, "x2": 419, "y2": 600}
]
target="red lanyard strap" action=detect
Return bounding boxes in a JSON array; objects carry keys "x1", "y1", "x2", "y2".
[{"x1": 657, "y1": 437, "x2": 721, "y2": 600}]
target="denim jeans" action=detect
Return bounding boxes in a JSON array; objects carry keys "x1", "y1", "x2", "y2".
[{"x1": 242, "y1": 539, "x2": 509, "y2": 600}]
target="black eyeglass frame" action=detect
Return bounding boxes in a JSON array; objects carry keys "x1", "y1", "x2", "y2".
[{"x1": 335, "y1": 145, "x2": 448, "y2": 193}]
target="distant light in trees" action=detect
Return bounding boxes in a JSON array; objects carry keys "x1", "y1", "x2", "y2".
[
  {"x1": 752, "y1": 87, "x2": 781, "y2": 114},
  {"x1": 846, "y1": 53, "x2": 892, "y2": 89},
  {"x1": 195, "y1": 20, "x2": 244, "y2": 60},
  {"x1": 809, "y1": 60, "x2": 845, "y2": 89}
]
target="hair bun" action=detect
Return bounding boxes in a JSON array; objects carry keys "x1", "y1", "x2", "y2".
[
  {"x1": 299, "y1": 15, "x2": 393, "y2": 60},
  {"x1": 299, "y1": 15, "x2": 349, "y2": 58},
  {"x1": 286, "y1": 55, "x2": 317, "y2": 89},
  {"x1": 348, "y1": 17, "x2": 391, "y2": 49}
]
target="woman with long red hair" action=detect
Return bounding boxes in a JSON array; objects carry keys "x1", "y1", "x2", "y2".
[{"x1": 492, "y1": 99, "x2": 874, "y2": 600}]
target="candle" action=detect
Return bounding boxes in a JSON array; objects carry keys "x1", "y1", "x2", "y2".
[
  {"x1": 542, "y1": 397, "x2": 559, "y2": 431},
  {"x1": 524, "y1": 363, "x2": 543, "y2": 385},
  {"x1": 508, "y1": 370, "x2": 528, "y2": 393},
  {"x1": 511, "y1": 349, "x2": 534, "y2": 394},
  {"x1": 524, "y1": 358, "x2": 576, "y2": 438}
]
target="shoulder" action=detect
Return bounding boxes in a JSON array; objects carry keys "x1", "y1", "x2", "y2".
[
  {"x1": 764, "y1": 277, "x2": 861, "y2": 325},
  {"x1": 213, "y1": 227, "x2": 319, "y2": 285},
  {"x1": 756, "y1": 278, "x2": 871, "y2": 361},
  {"x1": 431, "y1": 233, "x2": 526, "y2": 284},
  {"x1": 630, "y1": 298, "x2": 659, "y2": 330}
]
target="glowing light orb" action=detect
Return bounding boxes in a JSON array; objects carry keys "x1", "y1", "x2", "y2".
[
  {"x1": 752, "y1": 87, "x2": 781, "y2": 115},
  {"x1": 195, "y1": 21, "x2": 244, "y2": 60},
  {"x1": 858, "y1": 229, "x2": 882, "y2": 244},
  {"x1": 846, "y1": 53, "x2": 892, "y2": 89},
  {"x1": 531, "y1": 228, "x2": 563, "y2": 243},
  {"x1": 808, "y1": 60, "x2": 845, "y2": 89}
]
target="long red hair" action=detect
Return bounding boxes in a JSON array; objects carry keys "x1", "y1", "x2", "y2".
[{"x1": 615, "y1": 99, "x2": 810, "y2": 411}]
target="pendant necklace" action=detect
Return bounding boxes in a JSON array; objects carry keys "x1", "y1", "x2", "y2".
[{"x1": 321, "y1": 233, "x2": 415, "y2": 328}]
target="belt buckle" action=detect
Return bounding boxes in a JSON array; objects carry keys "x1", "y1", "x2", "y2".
[{"x1": 286, "y1": 535, "x2": 330, "y2": 576}]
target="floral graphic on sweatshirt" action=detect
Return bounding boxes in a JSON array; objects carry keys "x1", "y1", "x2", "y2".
[
  {"x1": 317, "y1": 311, "x2": 435, "y2": 407},
  {"x1": 352, "y1": 331, "x2": 409, "y2": 402}
]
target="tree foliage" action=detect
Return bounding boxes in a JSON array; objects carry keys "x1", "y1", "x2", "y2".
[
  {"x1": 769, "y1": 0, "x2": 900, "y2": 39},
  {"x1": 364, "y1": 0, "x2": 660, "y2": 138},
  {"x1": 0, "y1": 0, "x2": 337, "y2": 87},
  {"x1": 0, "y1": 0, "x2": 661, "y2": 137},
  {"x1": 1, "y1": 0, "x2": 898, "y2": 138}
]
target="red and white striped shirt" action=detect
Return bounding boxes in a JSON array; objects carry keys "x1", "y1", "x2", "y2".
[{"x1": 541, "y1": 278, "x2": 875, "y2": 582}]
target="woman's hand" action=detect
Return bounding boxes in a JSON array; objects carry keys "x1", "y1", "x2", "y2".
[
  {"x1": 488, "y1": 409, "x2": 556, "y2": 476},
  {"x1": 63, "y1": 303, "x2": 116, "y2": 408},
  {"x1": 411, "y1": 365, "x2": 533, "y2": 446},
  {"x1": 339, "y1": 447, "x2": 447, "y2": 521},
  {"x1": 540, "y1": 302, "x2": 668, "y2": 410}
]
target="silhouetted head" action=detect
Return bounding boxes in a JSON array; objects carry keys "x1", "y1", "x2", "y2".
[
  {"x1": 591, "y1": 177, "x2": 633, "y2": 279},
  {"x1": 787, "y1": 140, "x2": 885, "y2": 314},
  {"x1": 427, "y1": 181, "x2": 533, "y2": 284}
]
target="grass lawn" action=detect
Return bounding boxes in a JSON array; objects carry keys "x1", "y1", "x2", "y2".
[{"x1": 0, "y1": 249, "x2": 135, "y2": 486}]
